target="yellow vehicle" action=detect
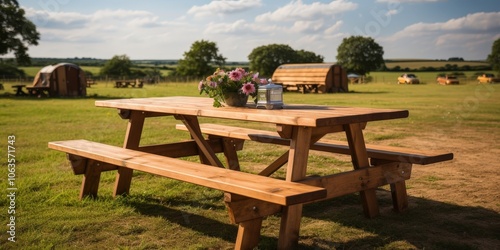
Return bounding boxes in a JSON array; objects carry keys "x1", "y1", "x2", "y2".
[
  {"x1": 397, "y1": 73, "x2": 420, "y2": 84},
  {"x1": 477, "y1": 73, "x2": 500, "y2": 83}
]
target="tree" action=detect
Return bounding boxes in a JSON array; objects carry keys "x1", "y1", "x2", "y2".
[
  {"x1": 176, "y1": 40, "x2": 226, "y2": 77},
  {"x1": 296, "y1": 49, "x2": 324, "y2": 63},
  {"x1": 100, "y1": 54, "x2": 132, "y2": 77},
  {"x1": 487, "y1": 38, "x2": 500, "y2": 74},
  {"x1": 336, "y1": 36, "x2": 385, "y2": 76},
  {"x1": 248, "y1": 44, "x2": 323, "y2": 77},
  {"x1": 0, "y1": 60, "x2": 26, "y2": 77},
  {"x1": 0, "y1": 0, "x2": 40, "y2": 65}
]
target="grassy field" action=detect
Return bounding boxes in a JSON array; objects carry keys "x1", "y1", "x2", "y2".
[{"x1": 0, "y1": 80, "x2": 499, "y2": 249}]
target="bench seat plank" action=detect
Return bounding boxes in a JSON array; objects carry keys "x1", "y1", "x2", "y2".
[
  {"x1": 175, "y1": 123, "x2": 453, "y2": 165},
  {"x1": 48, "y1": 140, "x2": 326, "y2": 206}
]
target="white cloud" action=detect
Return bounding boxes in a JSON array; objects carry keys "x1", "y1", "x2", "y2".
[
  {"x1": 25, "y1": 7, "x2": 89, "y2": 29},
  {"x1": 386, "y1": 9, "x2": 399, "y2": 16},
  {"x1": 292, "y1": 20, "x2": 324, "y2": 33},
  {"x1": 255, "y1": 0, "x2": 357, "y2": 23},
  {"x1": 441, "y1": 12, "x2": 500, "y2": 31},
  {"x1": 204, "y1": 19, "x2": 251, "y2": 34},
  {"x1": 18, "y1": 0, "x2": 498, "y2": 61},
  {"x1": 188, "y1": 0, "x2": 263, "y2": 18},
  {"x1": 390, "y1": 11, "x2": 500, "y2": 40},
  {"x1": 383, "y1": 12, "x2": 500, "y2": 59},
  {"x1": 324, "y1": 20, "x2": 343, "y2": 35}
]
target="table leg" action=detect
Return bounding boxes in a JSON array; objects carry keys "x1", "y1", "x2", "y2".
[
  {"x1": 14, "y1": 86, "x2": 26, "y2": 96},
  {"x1": 113, "y1": 111, "x2": 145, "y2": 197},
  {"x1": 344, "y1": 123, "x2": 380, "y2": 218},
  {"x1": 278, "y1": 126, "x2": 312, "y2": 249}
]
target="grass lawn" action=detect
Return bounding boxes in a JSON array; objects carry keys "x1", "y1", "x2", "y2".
[{"x1": 0, "y1": 80, "x2": 499, "y2": 249}]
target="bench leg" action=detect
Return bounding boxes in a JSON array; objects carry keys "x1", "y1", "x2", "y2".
[
  {"x1": 234, "y1": 218, "x2": 263, "y2": 250},
  {"x1": 80, "y1": 159, "x2": 103, "y2": 199},
  {"x1": 344, "y1": 123, "x2": 380, "y2": 218},
  {"x1": 371, "y1": 158, "x2": 410, "y2": 213},
  {"x1": 390, "y1": 181, "x2": 409, "y2": 212},
  {"x1": 114, "y1": 111, "x2": 145, "y2": 197}
]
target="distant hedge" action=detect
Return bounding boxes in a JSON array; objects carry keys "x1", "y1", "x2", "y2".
[{"x1": 384, "y1": 64, "x2": 491, "y2": 72}]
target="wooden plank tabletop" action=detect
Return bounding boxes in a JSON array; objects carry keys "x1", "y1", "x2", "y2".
[{"x1": 95, "y1": 96, "x2": 408, "y2": 127}]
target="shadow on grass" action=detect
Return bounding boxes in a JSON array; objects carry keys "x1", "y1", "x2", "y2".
[
  {"x1": 346, "y1": 90, "x2": 390, "y2": 94},
  {"x1": 119, "y1": 195, "x2": 278, "y2": 246},
  {"x1": 119, "y1": 190, "x2": 500, "y2": 249},
  {"x1": 301, "y1": 190, "x2": 500, "y2": 249},
  {"x1": 0, "y1": 92, "x2": 129, "y2": 100}
]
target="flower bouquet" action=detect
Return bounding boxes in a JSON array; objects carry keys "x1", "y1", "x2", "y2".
[{"x1": 198, "y1": 68, "x2": 265, "y2": 107}]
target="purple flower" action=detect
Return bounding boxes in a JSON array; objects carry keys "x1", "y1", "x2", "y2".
[{"x1": 241, "y1": 82, "x2": 256, "y2": 95}]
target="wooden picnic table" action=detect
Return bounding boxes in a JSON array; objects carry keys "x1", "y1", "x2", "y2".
[
  {"x1": 114, "y1": 80, "x2": 143, "y2": 88},
  {"x1": 95, "y1": 96, "x2": 410, "y2": 248},
  {"x1": 12, "y1": 84, "x2": 27, "y2": 96}
]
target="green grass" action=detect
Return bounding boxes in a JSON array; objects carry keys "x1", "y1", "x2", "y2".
[{"x1": 1, "y1": 80, "x2": 499, "y2": 249}]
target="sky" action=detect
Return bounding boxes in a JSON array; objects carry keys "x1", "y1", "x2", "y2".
[{"x1": 14, "y1": 0, "x2": 500, "y2": 62}]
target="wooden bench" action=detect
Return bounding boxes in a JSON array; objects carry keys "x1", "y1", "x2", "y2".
[
  {"x1": 49, "y1": 139, "x2": 327, "y2": 248},
  {"x1": 176, "y1": 123, "x2": 454, "y2": 212},
  {"x1": 26, "y1": 86, "x2": 50, "y2": 97},
  {"x1": 86, "y1": 79, "x2": 96, "y2": 87},
  {"x1": 48, "y1": 139, "x2": 326, "y2": 211}
]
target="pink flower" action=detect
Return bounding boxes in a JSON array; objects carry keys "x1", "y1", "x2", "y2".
[
  {"x1": 260, "y1": 78, "x2": 268, "y2": 84},
  {"x1": 209, "y1": 81, "x2": 217, "y2": 88},
  {"x1": 229, "y1": 70, "x2": 243, "y2": 81},
  {"x1": 241, "y1": 82, "x2": 256, "y2": 95}
]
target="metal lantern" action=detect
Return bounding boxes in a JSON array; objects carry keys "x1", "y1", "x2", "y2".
[{"x1": 256, "y1": 79, "x2": 283, "y2": 109}]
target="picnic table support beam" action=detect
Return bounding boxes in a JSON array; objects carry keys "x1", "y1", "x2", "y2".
[
  {"x1": 114, "y1": 110, "x2": 145, "y2": 197},
  {"x1": 344, "y1": 123, "x2": 380, "y2": 218},
  {"x1": 220, "y1": 137, "x2": 244, "y2": 171},
  {"x1": 177, "y1": 115, "x2": 225, "y2": 168}
]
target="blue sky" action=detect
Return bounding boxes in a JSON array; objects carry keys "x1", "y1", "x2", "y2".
[{"x1": 16, "y1": 0, "x2": 500, "y2": 62}]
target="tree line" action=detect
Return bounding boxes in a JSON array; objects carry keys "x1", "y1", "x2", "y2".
[{"x1": 384, "y1": 64, "x2": 492, "y2": 72}]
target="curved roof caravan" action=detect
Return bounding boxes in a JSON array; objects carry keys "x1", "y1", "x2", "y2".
[
  {"x1": 271, "y1": 63, "x2": 348, "y2": 93},
  {"x1": 32, "y1": 63, "x2": 87, "y2": 97}
]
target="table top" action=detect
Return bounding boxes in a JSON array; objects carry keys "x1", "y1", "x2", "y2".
[{"x1": 95, "y1": 96, "x2": 409, "y2": 127}]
